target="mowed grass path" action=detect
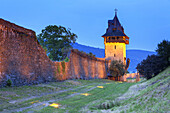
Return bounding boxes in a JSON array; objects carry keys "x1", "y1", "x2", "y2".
[{"x1": 0, "y1": 79, "x2": 135, "y2": 113}]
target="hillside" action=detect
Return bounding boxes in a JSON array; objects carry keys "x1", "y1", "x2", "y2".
[
  {"x1": 100, "y1": 66, "x2": 170, "y2": 112},
  {"x1": 72, "y1": 43, "x2": 156, "y2": 73}
]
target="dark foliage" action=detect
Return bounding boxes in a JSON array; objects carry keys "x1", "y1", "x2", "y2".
[
  {"x1": 137, "y1": 40, "x2": 169, "y2": 80},
  {"x1": 6, "y1": 79, "x2": 12, "y2": 87},
  {"x1": 109, "y1": 60, "x2": 126, "y2": 80},
  {"x1": 136, "y1": 55, "x2": 167, "y2": 79},
  {"x1": 37, "y1": 25, "x2": 77, "y2": 61},
  {"x1": 156, "y1": 40, "x2": 170, "y2": 65}
]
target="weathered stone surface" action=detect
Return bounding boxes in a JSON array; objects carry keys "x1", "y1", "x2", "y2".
[
  {"x1": 0, "y1": 18, "x2": 108, "y2": 87},
  {"x1": 0, "y1": 18, "x2": 56, "y2": 87}
]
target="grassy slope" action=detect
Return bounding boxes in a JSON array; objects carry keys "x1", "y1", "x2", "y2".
[{"x1": 103, "y1": 66, "x2": 170, "y2": 113}]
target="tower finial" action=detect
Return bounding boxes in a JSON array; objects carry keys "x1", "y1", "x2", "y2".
[{"x1": 114, "y1": 8, "x2": 118, "y2": 15}]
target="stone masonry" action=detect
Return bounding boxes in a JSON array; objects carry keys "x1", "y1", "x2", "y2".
[{"x1": 0, "y1": 19, "x2": 108, "y2": 87}]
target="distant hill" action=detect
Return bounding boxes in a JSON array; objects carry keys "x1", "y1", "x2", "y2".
[{"x1": 72, "y1": 43, "x2": 156, "y2": 73}]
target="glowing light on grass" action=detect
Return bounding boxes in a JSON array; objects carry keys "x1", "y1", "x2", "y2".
[
  {"x1": 97, "y1": 86, "x2": 104, "y2": 88},
  {"x1": 81, "y1": 93, "x2": 91, "y2": 96},
  {"x1": 49, "y1": 103, "x2": 60, "y2": 108},
  {"x1": 106, "y1": 83, "x2": 111, "y2": 84},
  {"x1": 118, "y1": 81, "x2": 123, "y2": 83},
  {"x1": 30, "y1": 100, "x2": 39, "y2": 104}
]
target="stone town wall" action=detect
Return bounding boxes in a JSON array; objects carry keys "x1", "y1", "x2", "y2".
[
  {"x1": 0, "y1": 18, "x2": 56, "y2": 87},
  {"x1": 53, "y1": 50, "x2": 108, "y2": 81},
  {"x1": 67, "y1": 50, "x2": 107, "y2": 80},
  {"x1": 0, "y1": 19, "x2": 108, "y2": 87}
]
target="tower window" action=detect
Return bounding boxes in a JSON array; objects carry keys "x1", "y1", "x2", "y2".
[
  {"x1": 114, "y1": 54, "x2": 116, "y2": 57},
  {"x1": 112, "y1": 37, "x2": 115, "y2": 40},
  {"x1": 115, "y1": 45, "x2": 116, "y2": 49},
  {"x1": 117, "y1": 37, "x2": 119, "y2": 40}
]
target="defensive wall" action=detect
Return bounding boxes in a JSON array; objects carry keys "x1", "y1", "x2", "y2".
[
  {"x1": 0, "y1": 19, "x2": 108, "y2": 87},
  {"x1": 0, "y1": 19, "x2": 140, "y2": 87}
]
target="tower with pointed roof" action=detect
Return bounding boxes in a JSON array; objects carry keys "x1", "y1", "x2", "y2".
[{"x1": 102, "y1": 9, "x2": 129, "y2": 64}]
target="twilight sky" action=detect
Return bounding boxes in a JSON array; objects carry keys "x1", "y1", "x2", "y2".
[{"x1": 1, "y1": 0, "x2": 170, "y2": 51}]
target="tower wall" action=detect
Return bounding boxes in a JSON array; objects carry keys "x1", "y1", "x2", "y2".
[{"x1": 105, "y1": 42, "x2": 126, "y2": 64}]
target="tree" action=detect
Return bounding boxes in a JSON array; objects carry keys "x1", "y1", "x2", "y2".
[
  {"x1": 136, "y1": 54, "x2": 167, "y2": 80},
  {"x1": 37, "y1": 25, "x2": 77, "y2": 61},
  {"x1": 156, "y1": 40, "x2": 170, "y2": 65},
  {"x1": 109, "y1": 60, "x2": 126, "y2": 80},
  {"x1": 136, "y1": 40, "x2": 169, "y2": 80}
]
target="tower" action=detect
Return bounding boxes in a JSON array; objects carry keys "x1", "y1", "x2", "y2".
[{"x1": 102, "y1": 9, "x2": 129, "y2": 64}]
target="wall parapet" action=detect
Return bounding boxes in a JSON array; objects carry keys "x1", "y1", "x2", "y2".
[{"x1": 0, "y1": 18, "x2": 36, "y2": 37}]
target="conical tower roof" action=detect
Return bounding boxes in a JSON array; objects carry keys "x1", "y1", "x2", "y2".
[
  {"x1": 112, "y1": 12, "x2": 121, "y2": 27},
  {"x1": 102, "y1": 10, "x2": 127, "y2": 37}
]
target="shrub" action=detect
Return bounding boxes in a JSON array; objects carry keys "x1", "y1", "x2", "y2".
[
  {"x1": 98, "y1": 101, "x2": 120, "y2": 109},
  {"x1": 109, "y1": 60, "x2": 126, "y2": 80},
  {"x1": 64, "y1": 57, "x2": 69, "y2": 62},
  {"x1": 88, "y1": 52, "x2": 96, "y2": 57},
  {"x1": 6, "y1": 79, "x2": 12, "y2": 87}
]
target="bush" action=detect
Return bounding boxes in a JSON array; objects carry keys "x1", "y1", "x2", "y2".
[
  {"x1": 88, "y1": 52, "x2": 96, "y2": 57},
  {"x1": 98, "y1": 101, "x2": 120, "y2": 109},
  {"x1": 109, "y1": 60, "x2": 126, "y2": 80},
  {"x1": 64, "y1": 57, "x2": 69, "y2": 62},
  {"x1": 6, "y1": 79, "x2": 12, "y2": 87}
]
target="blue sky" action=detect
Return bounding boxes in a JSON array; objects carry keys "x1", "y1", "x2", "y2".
[{"x1": 1, "y1": 0, "x2": 170, "y2": 51}]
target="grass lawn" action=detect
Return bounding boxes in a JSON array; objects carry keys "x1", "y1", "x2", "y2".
[
  {"x1": 1, "y1": 67, "x2": 169, "y2": 113},
  {"x1": 0, "y1": 79, "x2": 135, "y2": 113}
]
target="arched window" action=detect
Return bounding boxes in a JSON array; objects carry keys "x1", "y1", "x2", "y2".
[
  {"x1": 114, "y1": 54, "x2": 116, "y2": 57},
  {"x1": 115, "y1": 45, "x2": 116, "y2": 49},
  {"x1": 117, "y1": 37, "x2": 119, "y2": 40}
]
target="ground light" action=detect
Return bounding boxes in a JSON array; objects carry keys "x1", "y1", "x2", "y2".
[
  {"x1": 49, "y1": 103, "x2": 60, "y2": 108},
  {"x1": 106, "y1": 83, "x2": 111, "y2": 84},
  {"x1": 81, "y1": 93, "x2": 91, "y2": 96},
  {"x1": 30, "y1": 100, "x2": 39, "y2": 104},
  {"x1": 97, "y1": 86, "x2": 104, "y2": 88}
]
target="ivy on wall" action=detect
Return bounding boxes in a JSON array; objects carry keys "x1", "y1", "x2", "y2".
[
  {"x1": 57, "y1": 63, "x2": 61, "y2": 73},
  {"x1": 61, "y1": 61, "x2": 65, "y2": 74}
]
